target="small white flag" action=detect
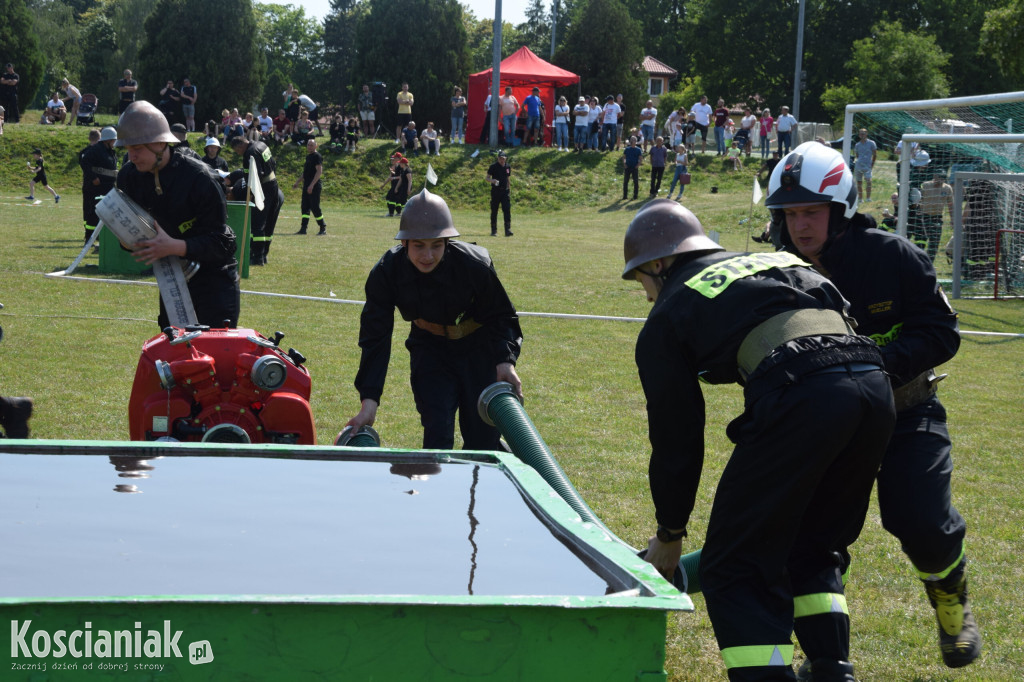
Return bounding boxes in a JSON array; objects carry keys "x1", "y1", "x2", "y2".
[
  {"x1": 425, "y1": 163, "x2": 438, "y2": 186},
  {"x1": 249, "y1": 155, "x2": 265, "y2": 211},
  {"x1": 752, "y1": 176, "x2": 763, "y2": 205}
]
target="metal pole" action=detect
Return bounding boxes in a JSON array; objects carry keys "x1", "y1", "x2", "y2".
[
  {"x1": 550, "y1": 0, "x2": 559, "y2": 59},
  {"x1": 490, "y1": 0, "x2": 503, "y2": 149},
  {"x1": 792, "y1": 0, "x2": 805, "y2": 120}
]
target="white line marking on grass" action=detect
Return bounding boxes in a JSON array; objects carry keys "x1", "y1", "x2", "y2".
[{"x1": 40, "y1": 271, "x2": 1024, "y2": 338}]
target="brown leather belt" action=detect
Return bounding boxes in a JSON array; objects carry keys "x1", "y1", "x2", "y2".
[{"x1": 413, "y1": 318, "x2": 481, "y2": 340}]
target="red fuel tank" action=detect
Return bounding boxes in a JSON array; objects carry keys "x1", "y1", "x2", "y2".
[{"x1": 128, "y1": 326, "x2": 315, "y2": 444}]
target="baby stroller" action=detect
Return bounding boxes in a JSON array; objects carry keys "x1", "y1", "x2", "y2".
[{"x1": 76, "y1": 94, "x2": 98, "y2": 126}]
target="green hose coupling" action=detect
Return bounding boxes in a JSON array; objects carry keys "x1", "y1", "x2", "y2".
[{"x1": 335, "y1": 425, "x2": 381, "y2": 448}]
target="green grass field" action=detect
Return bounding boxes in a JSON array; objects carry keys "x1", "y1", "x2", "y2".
[{"x1": 1, "y1": 119, "x2": 1023, "y2": 680}]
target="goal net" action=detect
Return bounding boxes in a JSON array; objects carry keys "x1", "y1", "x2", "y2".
[
  {"x1": 843, "y1": 92, "x2": 1024, "y2": 298},
  {"x1": 950, "y1": 172, "x2": 1024, "y2": 299},
  {"x1": 996, "y1": 230, "x2": 1024, "y2": 299}
]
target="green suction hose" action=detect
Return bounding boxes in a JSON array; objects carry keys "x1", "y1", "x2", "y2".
[
  {"x1": 477, "y1": 382, "x2": 702, "y2": 593},
  {"x1": 335, "y1": 425, "x2": 381, "y2": 448}
]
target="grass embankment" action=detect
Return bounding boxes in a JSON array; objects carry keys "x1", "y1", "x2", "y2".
[{"x1": 1, "y1": 112, "x2": 1023, "y2": 680}]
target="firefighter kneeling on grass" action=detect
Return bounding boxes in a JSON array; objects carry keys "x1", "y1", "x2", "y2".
[
  {"x1": 626, "y1": 200, "x2": 895, "y2": 681},
  {"x1": 230, "y1": 135, "x2": 283, "y2": 266},
  {"x1": 343, "y1": 189, "x2": 523, "y2": 451},
  {"x1": 767, "y1": 141, "x2": 982, "y2": 673}
]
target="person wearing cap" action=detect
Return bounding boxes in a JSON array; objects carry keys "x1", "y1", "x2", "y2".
[
  {"x1": 117, "y1": 69, "x2": 138, "y2": 114},
  {"x1": 229, "y1": 134, "x2": 282, "y2": 266},
  {"x1": 520, "y1": 87, "x2": 545, "y2": 146},
  {"x1": 624, "y1": 199, "x2": 894, "y2": 681},
  {"x1": 79, "y1": 126, "x2": 119, "y2": 245},
  {"x1": 486, "y1": 150, "x2": 513, "y2": 236},
  {"x1": 115, "y1": 100, "x2": 239, "y2": 329},
  {"x1": 200, "y1": 136, "x2": 228, "y2": 173},
  {"x1": 572, "y1": 96, "x2": 590, "y2": 153},
  {"x1": 384, "y1": 153, "x2": 411, "y2": 217},
  {"x1": 293, "y1": 138, "x2": 327, "y2": 235},
  {"x1": 169, "y1": 123, "x2": 200, "y2": 160},
  {"x1": 766, "y1": 141, "x2": 980, "y2": 672},
  {"x1": 344, "y1": 189, "x2": 523, "y2": 450}
]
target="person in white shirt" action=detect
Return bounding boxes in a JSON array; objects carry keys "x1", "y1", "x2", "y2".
[
  {"x1": 775, "y1": 105, "x2": 797, "y2": 155},
  {"x1": 640, "y1": 100, "x2": 657, "y2": 152},
  {"x1": 600, "y1": 95, "x2": 621, "y2": 152},
  {"x1": 690, "y1": 95, "x2": 713, "y2": 154},
  {"x1": 258, "y1": 108, "x2": 273, "y2": 141},
  {"x1": 587, "y1": 96, "x2": 602, "y2": 149},
  {"x1": 553, "y1": 96, "x2": 571, "y2": 151}
]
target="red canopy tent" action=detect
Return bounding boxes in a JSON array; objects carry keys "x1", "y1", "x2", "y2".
[{"x1": 467, "y1": 46, "x2": 580, "y2": 146}]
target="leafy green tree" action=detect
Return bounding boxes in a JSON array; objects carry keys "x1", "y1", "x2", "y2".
[
  {"x1": 352, "y1": 0, "x2": 469, "y2": 131},
  {"x1": 323, "y1": 0, "x2": 365, "y2": 108},
  {"x1": 981, "y1": 0, "x2": 1024, "y2": 88},
  {"x1": 463, "y1": 14, "x2": 526, "y2": 74},
  {"x1": 0, "y1": 0, "x2": 46, "y2": 114},
  {"x1": 27, "y1": 0, "x2": 84, "y2": 107},
  {"x1": 80, "y1": 11, "x2": 117, "y2": 99},
  {"x1": 138, "y1": 0, "x2": 267, "y2": 123},
  {"x1": 840, "y1": 20, "x2": 950, "y2": 104},
  {"x1": 255, "y1": 2, "x2": 325, "y2": 109},
  {"x1": 555, "y1": 0, "x2": 646, "y2": 124},
  {"x1": 516, "y1": 0, "x2": 551, "y2": 57},
  {"x1": 624, "y1": 0, "x2": 691, "y2": 80}
]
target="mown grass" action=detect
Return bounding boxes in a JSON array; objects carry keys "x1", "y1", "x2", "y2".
[{"x1": 1, "y1": 115, "x2": 1023, "y2": 680}]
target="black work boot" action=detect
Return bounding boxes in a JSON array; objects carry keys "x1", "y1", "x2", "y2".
[
  {"x1": 795, "y1": 658, "x2": 856, "y2": 682},
  {"x1": 317, "y1": 221, "x2": 327, "y2": 235},
  {"x1": 0, "y1": 396, "x2": 34, "y2": 439},
  {"x1": 924, "y1": 560, "x2": 982, "y2": 668},
  {"x1": 504, "y1": 223, "x2": 513, "y2": 237}
]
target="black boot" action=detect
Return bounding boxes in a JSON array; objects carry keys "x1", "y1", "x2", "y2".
[
  {"x1": 796, "y1": 658, "x2": 856, "y2": 682},
  {"x1": 504, "y1": 223, "x2": 513, "y2": 237},
  {"x1": 0, "y1": 396, "x2": 34, "y2": 439},
  {"x1": 924, "y1": 559, "x2": 982, "y2": 668},
  {"x1": 317, "y1": 221, "x2": 326, "y2": 235}
]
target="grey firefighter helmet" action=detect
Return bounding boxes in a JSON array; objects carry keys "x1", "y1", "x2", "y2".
[
  {"x1": 99, "y1": 126, "x2": 118, "y2": 142},
  {"x1": 114, "y1": 101, "x2": 179, "y2": 147},
  {"x1": 621, "y1": 199, "x2": 723, "y2": 280},
  {"x1": 395, "y1": 189, "x2": 460, "y2": 240}
]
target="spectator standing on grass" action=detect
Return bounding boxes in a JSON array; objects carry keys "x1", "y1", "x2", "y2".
[
  {"x1": 0, "y1": 104, "x2": 5, "y2": 135},
  {"x1": 451, "y1": 86, "x2": 467, "y2": 144},
  {"x1": 622, "y1": 135, "x2": 643, "y2": 201},
  {"x1": 359, "y1": 84, "x2": 376, "y2": 137},
  {"x1": 713, "y1": 98, "x2": 730, "y2": 156},
  {"x1": 1, "y1": 64, "x2": 21, "y2": 123},
  {"x1": 648, "y1": 136, "x2": 667, "y2": 197},
  {"x1": 683, "y1": 112, "x2": 697, "y2": 154},
  {"x1": 739, "y1": 107, "x2": 756, "y2": 157},
  {"x1": 625, "y1": 199, "x2": 894, "y2": 682},
  {"x1": 26, "y1": 148, "x2": 59, "y2": 204},
  {"x1": 665, "y1": 106, "x2": 684, "y2": 143},
  {"x1": 60, "y1": 78, "x2": 83, "y2": 125},
  {"x1": 486, "y1": 150, "x2": 513, "y2": 237},
  {"x1": 480, "y1": 91, "x2": 492, "y2": 144},
  {"x1": 343, "y1": 189, "x2": 523, "y2": 451},
  {"x1": 587, "y1": 96, "x2": 601, "y2": 149},
  {"x1": 117, "y1": 69, "x2": 137, "y2": 114},
  {"x1": 79, "y1": 126, "x2": 118, "y2": 245},
  {"x1": 615, "y1": 94, "x2": 626, "y2": 150},
  {"x1": 600, "y1": 95, "x2": 621, "y2": 152},
  {"x1": 769, "y1": 141, "x2": 981, "y2": 675},
  {"x1": 690, "y1": 94, "x2": 713, "y2": 154},
  {"x1": 775, "y1": 105, "x2": 797, "y2": 156},
  {"x1": 158, "y1": 80, "x2": 181, "y2": 122},
  {"x1": 853, "y1": 128, "x2": 877, "y2": 202},
  {"x1": 573, "y1": 96, "x2": 589, "y2": 152},
  {"x1": 395, "y1": 82, "x2": 414, "y2": 143},
  {"x1": 758, "y1": 108, "x2": 774, "y2": 159},
  {"x1": 640, "y1": 100, "x2": 657, "y2": 152},
  {"x1": 499, "y1": 87, "x2": 519, "y2": 146},
  {"x1": 180, "y1": 77, "x2": 197, "y2": 131},
  {"x1": 666, "y1": 143, "x2": 688, "y2": 200},
  {"x1": 293, "y1": 138, "x2": 327, "y2": 236},
  {"x1": 553, "y1": 96, "x2": 570, "y2": 151}
]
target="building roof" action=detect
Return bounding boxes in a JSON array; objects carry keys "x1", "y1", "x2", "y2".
[{"x1": 642, "y1": 56, "x2": 678, "y2": 78}]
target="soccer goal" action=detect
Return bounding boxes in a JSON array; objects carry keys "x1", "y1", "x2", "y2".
[{"x1": 949, "y1": 172, "x2": 1024, "y2": 299}]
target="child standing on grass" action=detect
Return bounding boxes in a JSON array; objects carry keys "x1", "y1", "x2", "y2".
[
  {"x1": 667, "y1": 144, "x2": 689, "y2": 200},
  {"x1": 26, "y1": 148, "x2": 59, "y2": 203}
]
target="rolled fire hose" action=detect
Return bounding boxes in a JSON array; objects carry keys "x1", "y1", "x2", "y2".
[
  {"x1": 477, "y1": 382, "x2": 701, "y2": 593},
  {"x1": 95, "y1": 189, "x2": 198, "y2": 327},
  {"x1": 335, "y1": 425, "x2": 381, "y2": 448}
]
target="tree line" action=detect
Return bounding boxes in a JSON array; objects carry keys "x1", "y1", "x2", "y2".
[{"x1": 2, "y1": 0, "x2": 1022, "y2": 134}]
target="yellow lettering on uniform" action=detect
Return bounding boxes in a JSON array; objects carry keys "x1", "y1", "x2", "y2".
[
  {"x1": 178, "y1": 218, "x2": 195, "y2": 234},
  {"x1": 686, "y1": 252, "x2": 810, "y2": 298}
]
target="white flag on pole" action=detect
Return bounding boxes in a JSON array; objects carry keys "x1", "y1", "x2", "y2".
[
  {"x1": 752, "y1": 176, "x2": 763, "y2": 205},
  {"x1": 249, "y1": 155, "x2": 265, "y2": 211},
  {"x1": 426, "y1": 163, "x2": 438, "y2": 186}
]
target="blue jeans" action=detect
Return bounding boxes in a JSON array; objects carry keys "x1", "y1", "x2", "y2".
[
  {"x1": 589, "y1": 122, "x2": 599, "y2": 149},
  {"x1": 778, "y1": 130, "x2": 792, "y2": 155},
  {"x1": 668, "y1": 165, "x2": 688, "y2": 197},
  {"x1": 600, "y1": 122, "x2": 617, "y2": 151},
  {"x1": 502, "y1": 114, "x2": 516, "y2": 145},
  {"x1": 761, "y1": 134, "x2": 771, "y2": 159},
  {"x1": 450, "y1": 117, "x2": 464, "y2": 141},
  {"x1": 715, "y1": 126, "x2": 726, "y2": 154},
  {"x1": 641, "y1": 124, "x2": 655, "y2": 144},
  {"x1": 574, "y1": 124, "x2": 588, "y2": 148},
  {"x1": 555, "y1": 121, "x2": 569, "y2": 148}
]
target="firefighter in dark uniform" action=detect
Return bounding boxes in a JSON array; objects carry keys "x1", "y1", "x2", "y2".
[
  {"x1": 79, "y1": 126, "x2": 118, "y2": 245},
  {"x1": 626, "y1": 200, "x2": 895, "y2": 682},
  {"x1": 485, "y1": 150, "x2": 513, "y2": 236},
  {"x1": 767, "y1": 142, "x2": 981, "y2": 672},
  {"x1": 229, "y1": 135, "x2": 282, "y2": 266},
  {"x1": 114, "y1": 101, "x2": 240, "y2": 330},
  {"x1": 344, "y1": 189, "x2": 523, "y2": 450},
  {"x1": 292, "y1": 138, "x2": 326, "y2": 235}
]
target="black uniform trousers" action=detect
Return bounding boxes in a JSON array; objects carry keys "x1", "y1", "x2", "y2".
[
  {"x1": 623, "y1": 166, "x2": 639, "y2": 199},
  {"x1": 82, "y1": 184, "x2": 106, "y2": 240},
  {"x1": 702, "y1": 364, "x2": 894, "y2": 681},
  {"x1": 407, "y1": 335, "x2": 502, "y2": 451},
  {"x1": 300, "y1": 183, "x2": 325, "y2": 230},
  {"x1": 490, "y1": 190, "x2": 511, "y2": 234},
  {"x1": 251, "y1": 181, "x2": 281, "y2": 262},
  {"x1": 876, "y1": 395, "x2": 965, "y2": 575},
  {"x1": 650, "y1": 166, "x2": 665, "y2": 196}
]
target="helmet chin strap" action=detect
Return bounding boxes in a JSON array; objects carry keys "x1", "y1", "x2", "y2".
[{"x1": 146, "y1": 143, "x2": 169, "y2": 195}]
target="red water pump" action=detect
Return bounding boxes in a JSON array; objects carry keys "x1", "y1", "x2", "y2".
[{"x1": 128, "y1": 326, "x2": 315, "y2": 444}]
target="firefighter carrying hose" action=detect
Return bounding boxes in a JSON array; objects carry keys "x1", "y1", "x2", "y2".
[
  {"x1": 767, "y1": 141, "x2": 981, "y2": 673},
  {"x1": 344, "y1": 188, "x2": 523, "y2": 451},
  {"x1": 625, "y1": 200, "x2": 895, "y2": 681}
]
